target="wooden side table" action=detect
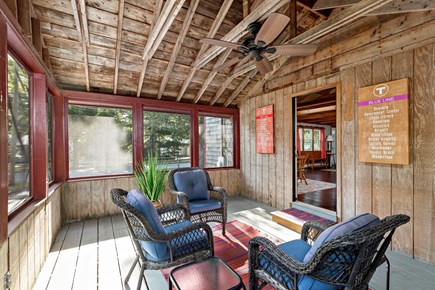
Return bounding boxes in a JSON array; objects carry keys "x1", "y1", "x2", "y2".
[{"x1": 169, "y1": 256, "x2": 245, "y2": 290}]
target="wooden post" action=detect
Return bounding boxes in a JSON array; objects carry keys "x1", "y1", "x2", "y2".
[
  {"x1": 17, "y1": 0, "x2": 32, "y2": 41},
  {"x1": 31, "y1": 17, "x2": 42, "y2": 55},
  {"x1": 31, "y1": 73, "x2": 47, "y2": 199},
  {"x1": 0, "y1": 15, "x2": 8, "y2": 241},
  {"x1": 288, "y1": 0, "x2": 297, "y2": 40}
]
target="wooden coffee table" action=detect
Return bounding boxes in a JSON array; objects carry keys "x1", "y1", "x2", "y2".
[{"x1": 169, "y1": 256, "x2": 245, "y2": 290}]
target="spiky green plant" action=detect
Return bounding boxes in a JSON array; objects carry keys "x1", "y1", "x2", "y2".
[{"x1": 134, "y1": 151, "x2": 167, "y2": 201}]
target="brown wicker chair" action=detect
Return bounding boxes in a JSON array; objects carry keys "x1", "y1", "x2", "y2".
[
  {"x1": 168, "y1": 167, "x2": 227, "y2": 235},
  {"x1": 248, "y1": 214, "x2": 410, "y2": 290},
  {"x1": 111, "y1": 188, "x2": 214, "y2": 290}
]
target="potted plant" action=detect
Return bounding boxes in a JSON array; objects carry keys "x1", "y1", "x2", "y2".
[{"x1": 133, "y1": 151, "x2": 167, "y2": 208}]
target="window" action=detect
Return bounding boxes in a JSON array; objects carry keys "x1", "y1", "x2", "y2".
[
  {"x1": 68, "y1": 105, "x2": 133, "y2": 177},
  {"x1": 47, "y1": 94, "x2": 53, "y2": 182},
  {"x1": 303, "y1": 128, "x2": 312, "y2": 151},
  {"x1": 7, "y1": 54, "x2": 31, "y2": 213},
  {"x1": 143, "y1": 111, "x2": 191, "y2": 169},
  {"x1": 299, "y1": 127, "x2": 322, "y2": 152},
  {"x1": 199, "y1": 115, "x2": 234, "y2": 168}
]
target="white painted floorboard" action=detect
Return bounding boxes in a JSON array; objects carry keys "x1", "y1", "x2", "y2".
[{"x1": 33, "y1": 196, "x2": 435, "y2": 290}]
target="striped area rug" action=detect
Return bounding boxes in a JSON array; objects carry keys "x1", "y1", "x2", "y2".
[{"x1": 161, "y1": 220, "x2": 281, "y2": 289}]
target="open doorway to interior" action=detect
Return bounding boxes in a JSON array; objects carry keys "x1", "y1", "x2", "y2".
[{"x1": 293, "y1": 86, "x2": 337, "y2": 212}]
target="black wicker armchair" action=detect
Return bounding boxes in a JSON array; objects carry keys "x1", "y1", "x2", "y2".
[
  {"x1": 249, "y1": 214, "x2": 410, "y2": 290},
  {"x1": 168, "y1": 167, "x2": 227, "y2": 235},
  {"x1": 111, "y1": 188, "x2": 214, "y2": 290}
]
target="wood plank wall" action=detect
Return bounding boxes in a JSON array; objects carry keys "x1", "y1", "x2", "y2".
[
  {"x1": 0, "y1": 185, "x2": 62, "y2": 290},
  {"x1": 62, "y1": 169, "x2": 240, "y2": 222},
  {"x1": 240, "y1": 45, "x2": 434, "y2": 265}
]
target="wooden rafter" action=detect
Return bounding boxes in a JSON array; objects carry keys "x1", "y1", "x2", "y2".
[
  {"x1": 243, "y1": 0, "x2": 250, "y2": 18},
  {"x1": 193, "y1": 48, "x2": 232, "y2": 103},
  {"x1": 70, "y1": 0, "x2": 90, "y2": 91},
  {"x1": 367, "y1": 0, "x2": 435, "y2": 16},
  {"x1": 78, "y1": 0, "x2": 89, "y2": 46},
  {"x1": 224, "y1": 69, "x2": 258, "y2": 107},
  {"x1": 313, "y1": 0, "x2": 359, "y2": 10},
  {"x1": 137, "y1": 0, "x2": 185, "y2": 97},
  {"x1": 175, "y1": 0, "x2": 235, "y2": 102},
  {"x1": 209, "y1": 75, "x2": 237, "y2": 106},
  {"x1": 113, "y1": 0, "x2": 125, "y2": 94},
  {"x1": 191, "y1": 0, "x2": 289, "y2": 69},
  {"x1": 297, "y1": 1, "x2": 328, "y2": 19},
  {"x1": 241, "y1": 0, "x2": 394, "y2": 98},
  {"x1": 157, "y1": 0, "x2": 200, "y2": 99}
]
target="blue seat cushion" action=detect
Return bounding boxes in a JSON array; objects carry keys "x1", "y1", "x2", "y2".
[
  {"x1": 303, "y1": 213, "x2": 380, "y2": 263},
  {"x1": 189, "y1": 199, "x2": 222, "y2": 214},
  {"x1": 174, "y1": 170, "x2": 209, "y2": 201},
  {"x1": 126, "y1": 189, "x2": 167, "y2": 261},
  {"x1": 142, "y1": 220, "x2": 208, "y2": 261},
  {"x1": 259, "y1": 239, "x2": 339, "y2": 290}
]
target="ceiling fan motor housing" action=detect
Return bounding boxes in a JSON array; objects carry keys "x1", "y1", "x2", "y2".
[{"x1": 247, "y1": 22, "x2": 261, "y2": 35}]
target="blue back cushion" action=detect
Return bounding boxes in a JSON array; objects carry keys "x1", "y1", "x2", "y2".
[
  {"x1": 174, "y1": 170, "x2": 209, "y2": 201},
  {"x1": 303, "y1": 213, "x2": 380, "y2": 263},
  {"x1": 126, "y1": 189, "x2": 168, "y2": 260}
]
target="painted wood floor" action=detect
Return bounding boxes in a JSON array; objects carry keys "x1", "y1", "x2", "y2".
[{"x1": 33, "y1": 196, "x2": 435, "y2": 290}]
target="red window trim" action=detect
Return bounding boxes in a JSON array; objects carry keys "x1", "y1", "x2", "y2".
[{"x1": 62, "y1": 91, "x2": 240, "y2": 181}]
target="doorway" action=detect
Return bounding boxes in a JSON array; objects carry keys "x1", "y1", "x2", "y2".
[{"x1": 292, "y1": 86, "x2": 337, "y2": 212}]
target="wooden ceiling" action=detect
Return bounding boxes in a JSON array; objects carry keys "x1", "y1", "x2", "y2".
[
  {"x1": 29, "y1": 0, "x2": 327, "y2": 106},
  {"x1": 297, "y1": 87, "x2": 336, "y2": 127},
  {"x1": 24, "y1": 0, "x2": 434, "y2": 107}
]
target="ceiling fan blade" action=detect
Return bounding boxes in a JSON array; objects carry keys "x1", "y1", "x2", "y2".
[
  {"x1": 272, "y1": 44, "x2": 318, "y2": 56},
  {"x1": 255, "y1": 57, "x2": 273, "y2": 74},
  {"x1": 200, "y1": 38, "x2": 241, "y2": 50},
  {"x1": 213, "y1": 56, "x2": 245, "y2": 72},
  {"x1": 255, "y1": 13, "x2": 290, "y2": 47}
]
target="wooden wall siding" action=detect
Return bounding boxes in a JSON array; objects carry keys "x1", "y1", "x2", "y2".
[
  {"x1": 239, "y1": 43, "x2": 434, "y2": 264},
  {"x1": 62, "y1": 169, "x2": 240, "y2": 222},
  {"x1": 4, "y1": 185, "x2": 62, "y2": 290}
]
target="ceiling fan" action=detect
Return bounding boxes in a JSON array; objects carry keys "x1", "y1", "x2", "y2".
[{"x1": 200, "y1": 13, "x2": 317, "y2": 74}]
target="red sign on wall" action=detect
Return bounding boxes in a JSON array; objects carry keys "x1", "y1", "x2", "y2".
[{"x1": 256, "y1": 105, "x2": 274, "y2": 154}]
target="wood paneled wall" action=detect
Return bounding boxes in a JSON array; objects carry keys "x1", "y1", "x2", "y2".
[
  {"x1": 239, "y1": 43, "x2": 435, "y2": 264},
  {"x1": 0, "y1": 185, "x2": 62, "y2": 290},
  {"x1": 62, "y1": 169, "x2": 240, "y2": 222}
]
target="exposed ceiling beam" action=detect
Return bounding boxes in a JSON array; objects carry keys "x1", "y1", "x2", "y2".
[
  {"x1": 246, "y1": 0, "x2": 394, "y2": 97},
  {"x1": 137, "y1": 0, "x2": 185, "y2": 97},
  {"x1": 142, "y1": 0, "x2": 177, "y2": 60},
  {"x1": 297, "y1": 1, "x2": 328, "y2": 18},
  {"x1": 288, "y1": 0, "x2": 297, "y2": 40},
  {"x1": 297, "y1": 105, "x2": 336, "y2": 115},
  {"x1": 243, "y1": 0, "x2": 250, "y2": 18},
  {"x1": 191, "y1": 0, "x2": 289, "y2": 69},
  {"x1": 193, "y1": 48, "x2": 232, "y2": 103},
  {"x1": 313, "y1": 0, "x2": 359, "y2": 10},
  {"x1": 70, "y1": 0, "x2": 90, "y2": 91},
  {"x1": 175, "y1": 0, "x2": 235, "y2": 102},
  {"x1": 224, "y1": 69, "x2": 258, "y2": 107},
  {"x1": 78, "y1": 0, "x2": 89, "y2": 46},
  {"x1": 113, "y1": 0, "x2": 125, "y2": 94},
  {"x1": 157, "y1": 0, "x2": 200, "y2": 99},
  {"x1": 366, "y1": 0, "x2": 435, "y2": 16},
  {"x1": 209, "y1": 75, "x2": 237, "y2": 106}
]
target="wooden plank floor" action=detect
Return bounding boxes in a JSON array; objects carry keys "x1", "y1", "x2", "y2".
[{"x1": 33, "y1": 196, "x2": 435, "y2": 290}]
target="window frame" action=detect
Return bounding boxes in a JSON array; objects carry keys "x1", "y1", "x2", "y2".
[
  {"x1": 63, "y1": 91, "x2": 240, "y2": 181},
  {"x1": 198, "y1": 113, "x2": 236, "y2": 169},
  {"x1": 66, "y1": 101, "x2": 135, "y2": 180},
  {"x1": 299, "y1": 126, "x2": 322, "y2": 153}
]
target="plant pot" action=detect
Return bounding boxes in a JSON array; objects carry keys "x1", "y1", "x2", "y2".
[{"x1": 152, "y1": 200, "x2": 162, "y2": 208}]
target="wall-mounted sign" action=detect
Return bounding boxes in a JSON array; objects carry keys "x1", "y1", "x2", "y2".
[
  {"x1": 256, "y1": 105, "x2": 274, "y2": 154},
  {"x1": 358, "y1": 78, "x2": 409, "y2": 164}
]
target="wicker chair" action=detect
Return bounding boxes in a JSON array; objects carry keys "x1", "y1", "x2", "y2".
[
  {"x1": 168, "y1": 167, "x2": 227, "y2": 235},
  {"x1": 249, "y1": 214, "x2": 410, "y2": 290},
  {"x1": 111, "y1": 188, "x2": 214, "y2": 290}
]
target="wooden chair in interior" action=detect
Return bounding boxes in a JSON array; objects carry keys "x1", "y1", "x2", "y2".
[{"x1": 297, "y1": 155, "x2": 308, "y2": 185}]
